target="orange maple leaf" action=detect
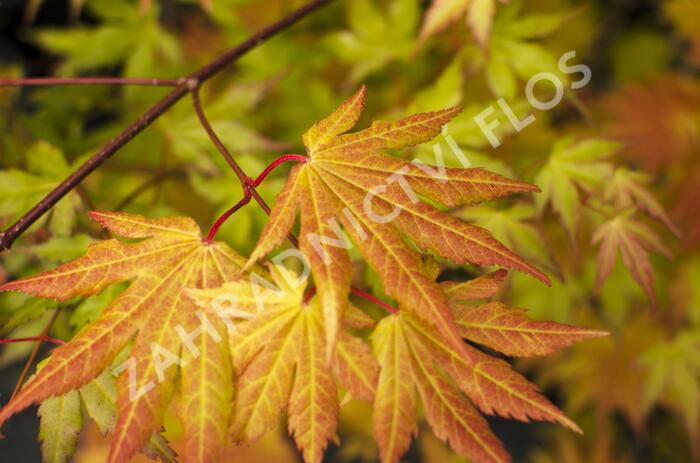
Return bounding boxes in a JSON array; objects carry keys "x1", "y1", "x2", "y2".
[
  {"x1": 187, "y1": 264, "x2": 600, "y2": 463},
  {"x1": 603, "y1": 167, "x2": 680, "y2": 237},
  {"x1": 367, "y1": 268, "x2": 604, "y2": 463},
  {"x1": 445, "y1": 275, "x2": 607, "y2": 357},
  {"x1": 372, "y1": 307, "x2": 592, "y2": 463},
  {"x1": 245, "y1": 85, "x2": 549, "y2": 368},
  {"x1": 0, "y1": 211, "x2": 245, "y2": 463},
  {"x1": 592, "y1": 210, "x2": 672, "y2": 308}
]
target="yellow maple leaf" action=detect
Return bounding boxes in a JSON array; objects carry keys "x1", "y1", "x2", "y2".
[{"x1": 188, "y1": 265, "x2": 378, "y2": 463}]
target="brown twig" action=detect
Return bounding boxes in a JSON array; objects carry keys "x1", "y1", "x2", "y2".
[
  {"x1": 190, "y1": 85, "x2": 300, "y2": 248},
  {"x1": 0, "y1": 77, "x2": 181, "y2": 87},
  {"x1": 0, "y1": 0, "x2": 336, "y2": 252}
]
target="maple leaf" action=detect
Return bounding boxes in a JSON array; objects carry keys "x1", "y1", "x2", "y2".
[
  {"x1": 245, "y1": 85, "x2": 549, "y2": 367},
  {"x1": 449, "y1": 300, "x2": 607, "y2": 357},
  {"x1": 0, "y1": 211, "x2": 245, "y2": 463},
  {"x1": 602, "y1": 75, "x2": 700, "y2": 170},
  {"x1": 459, "y1": 203, "x2": 556, "y2": 274},
  {"x1": 442, "y1": 270, "x2": 606, "y2": 357},
  {"x1": 371, "y1": 307, "x2": 585, "y2": 463},
  {"x1": 592, "y1": 210, "x2": 671, "y2": 308},
  {"x1": 535, "y1": 137, "x2": 618, "y2": 235},
  {"x1": 188, "y1": 265, "x2": 378, "y2": 463},
  {"x1": 38, "y1": 389, "x2": 82, "y2": 463},
  {"x1": 326, "y1": 0, "x2": 419, "y2": 82},
  {"x1": 419, "y1": 0, "x2": 506, "y2": 50},
  {"x1": 363, "y1": 268, "x2": 605, "y2": 462},
  {"x1": 603, "y1": 167, "x2": 680, "y2": 237},
  {"x1": 34, "y1": 1, "x2": 182, "y2": 91},
  {"x1": 482, "y1": 3, "x2": 567, "y2": 98}
]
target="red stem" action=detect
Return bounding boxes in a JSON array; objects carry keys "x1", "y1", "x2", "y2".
[
  {"x1": 303, "y1": 286, "x2": 397, "y2": 314},
  {"x1": 204, "y1": 154, "x2": 307, "y2": 243},
  {"x1": 351, "y1": 287, "x2": 399, "y2": 314},
  {"x1": 205, "y1": 190, "x2": 253, "y2": 242},
  {"x1": 10, "y1": 309, "x2": 61, "y2": 401},
  {"x1": 190, "y1": 86, "x2": 299, "y2": 248},
  {"x1": 252, "y1": 154, "x2": 308, "y2": 187},
  {"x1": 0, "y1": 77, "x2": 182, "y2": 87},
  {"x1": 190, "y1": 67, "x2": 394, "y2": 316},
  {"x1": 303, "y1": 287, "x2": 317, "y2": 304}
]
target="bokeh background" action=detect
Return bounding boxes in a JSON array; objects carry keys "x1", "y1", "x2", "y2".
[{"x1": 1, "y1": 0, "x2": 699, "y2": 461}]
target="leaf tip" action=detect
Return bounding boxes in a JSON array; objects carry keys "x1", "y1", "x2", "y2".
[
  {"x1": 570, "y1": 422, "x2": 584, "y2": 435},
  {"x1": 0, "y1": 279, "x2": 31, "y2": 296},
  {"x1": 524, "y1": 266, "x2": 551, "y2": 286},
  {"x1": 589, "y1": 330, "x2": 611, "y2": 339}
]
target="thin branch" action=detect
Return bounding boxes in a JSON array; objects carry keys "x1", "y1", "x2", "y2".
[
  {"x1": 0, "y1": 0, "x2": 336, "y2": 252},
  {"x1": 190, "y1": 86, "x2": 250, "y2": 183},
  {"x1": 9, "y1": 309, "x2": 61, "y2": 401},
  {"x1": 190, "y1": 86, "x2": 300, "y2": 247},
  {"x1": 0, "y1": 77, "x2": 182, "y2": 87}
]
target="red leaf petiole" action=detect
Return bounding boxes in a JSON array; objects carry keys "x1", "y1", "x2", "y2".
[
  {"x1": 0, "y1": 335, "x2": 65, "y2": 346},
  {"x1": 350, "y1": 287, "x2": 399, "y2": 314},
  {"x1": 205, "y1": 154, "x2": 307, "y2": 242},
  {"x1": 302, "y1": 287, "x2": 317, "y2": 304},
  {"x1": 205, "y1": 191, "x2": 253, "y2": 243},
  {"x1": 249, "y1": 154, "x2": 309, "y2": 188},
  {"x1": 302, "y1": 286, "x2": 398, "y2": 314}
]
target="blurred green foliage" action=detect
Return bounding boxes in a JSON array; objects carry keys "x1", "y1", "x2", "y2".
[{"x1": 1, "y1": 0, "x2": 699, "y2": 461}]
